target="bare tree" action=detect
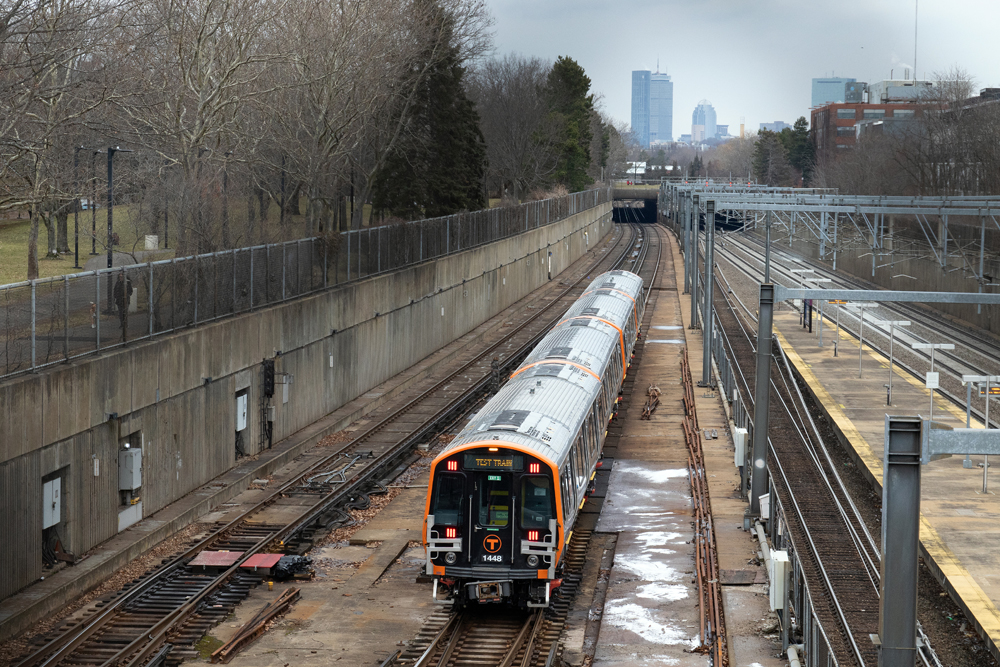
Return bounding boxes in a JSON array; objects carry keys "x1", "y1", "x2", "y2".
[{"x1": 467, "y1": 54, "x2": 556, "y2": 199}]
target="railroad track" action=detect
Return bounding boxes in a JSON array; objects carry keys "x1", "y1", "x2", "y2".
[
  {"x1": 715, "y1": 230, "x2": 1000, "y2": 427},
  {"x1": 390, "y1": 222, "x2": 663, "y2": 667},
  {"x1": 697, "y1": 223, "x2": 944, "y2": 667},
  {"x1": 12, "y1": 223, "x2": 646, "y2": 667}
]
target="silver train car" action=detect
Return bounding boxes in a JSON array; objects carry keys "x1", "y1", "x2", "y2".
[{"x1": 423, "y1": 270, "x2": 644, "y2": 608}]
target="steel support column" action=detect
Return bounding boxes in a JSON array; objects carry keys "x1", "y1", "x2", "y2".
[
  {"x1": 701, "y1": 200, "x2": 716, "y2": 386},
  {"x1": 690, "y1": 195, "x2": 700, "y2": 329},
  {"x1": 878, "y1": 416, "x2": 922, "y2": 667},
  {"x1": 682, "y1": 194, "x2": 690, "y2": 294},
  {"x1": 750, "y1": 283, "x2": 774, "y2": 517}
]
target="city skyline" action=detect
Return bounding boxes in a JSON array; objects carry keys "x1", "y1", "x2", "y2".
[{"x1": 485, "y1": 0, "x2": 1000, "y2": 133}]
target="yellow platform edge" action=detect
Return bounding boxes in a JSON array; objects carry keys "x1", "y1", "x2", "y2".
[{"x1": 774, "y1": 329, "x2": 1000, "y2": 662}]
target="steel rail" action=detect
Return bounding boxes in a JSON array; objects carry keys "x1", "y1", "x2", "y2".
[
  {"x1": 717, "y1": 233, "x2": 999, "y2": 428},
  {"x1": 120, "y1": 225, "x2": 646, "y2": 667},
  {"x1": 18, "y1": 225, "x2": 640, "y2": 667}
]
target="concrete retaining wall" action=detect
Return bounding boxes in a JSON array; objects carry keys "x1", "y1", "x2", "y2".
[{"x1": 0, "y1": 203, "x2": 613, "y2": 601}]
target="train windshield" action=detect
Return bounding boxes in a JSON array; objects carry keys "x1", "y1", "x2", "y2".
[
  {"x1": 431, "y1": 473, "x2": 464, "y2": 525},
  {"x1": 521, "y1": 477, "x2": 554, "y2": 528},
  {"x1": 477, "y1": 474, "x2": 511, "y2": 527}
]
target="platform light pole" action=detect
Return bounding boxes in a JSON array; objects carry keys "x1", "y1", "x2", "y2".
[
  {"x1": 962, "y1": 375, "x2": 1000, "y2": 475},
  {"x1": 911, "y1": 342, "x2": 954, "y2": 424},
  {"x1": 72, "y1": 146, "x2": 89, "y2": 269},
  {"x1": 846, "y1": 304, "x2": 874, "y2": 377},
  {"x1": 882, "y1": 321, "x2": 911, "y2": 405}
]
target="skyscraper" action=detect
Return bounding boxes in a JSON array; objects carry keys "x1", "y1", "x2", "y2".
[
  {"x1": 691, "y1": 100, "x2": 717, "y2": 142},
  {"x1": 649, "y1": 73, "x2": 673, "y2": 144},
  {"x1": 811, "y1": 77, "x2": 856, "y2": 108},
  {"x1": 631, "y1": 71, "x2": 650, "y2": 147},
  {"x1": 632, "y1": 70, "x2": 673, "y2": 148}
]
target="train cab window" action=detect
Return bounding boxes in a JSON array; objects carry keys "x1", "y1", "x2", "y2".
[
  {"x1": 431, "y1": 473, "x2": 465, "y2": 525},
  {"x1": 521, "y1": 477, "x2": 554, "y2": 528},
  {"x1": 477, "y1": 475, "x2": 511, "y2": 527}
]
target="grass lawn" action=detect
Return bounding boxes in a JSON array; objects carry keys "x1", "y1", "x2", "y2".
[{"x1": 0, "y1": 199, "x2": 380, "y2": 286}]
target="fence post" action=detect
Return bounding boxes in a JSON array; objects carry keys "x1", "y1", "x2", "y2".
[
  {"x1": 232, "y1": 249, "x2": 237, "y2": 312},
  {"x1": 420, "y1": 221, "x2": 423, "y2": 262},
  {"x1": 64, "y1": 277, "x2": 69, "y2": 361},
  {"x1": 30, "y1": 281, "x2": 36, "y2": 370},
  {"x1": 377, "y1": 227, "x2": 381, "y2": 273},
  {"x1": 323, "y1": 239, "x2": 328, "y2": 288},
  {"x1": 297, "y1": 239, "x2": 302, "y2": 294},
  {"x1": 194, "y1": 256, "x2": 199, "y2": 324},
  {"x1": 149, "y1": 263, "x2": 154, "y2": 336},
  {"x1": 95, "y1": 272, "x2": 101, "y2": 352},
  {"x1": 347, "y1": 231, "x2": 351, "y2": 282},
  {"x1": 281, "y1": 243, "x2": 286, "y2": 299},
  {"x1": 250, "y1": 248, "x2": 255, "y2": 307}
]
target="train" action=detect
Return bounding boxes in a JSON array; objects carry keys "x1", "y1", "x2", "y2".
[{"x1": 422, "y1": 270, "x2": 645, "y2": 608}]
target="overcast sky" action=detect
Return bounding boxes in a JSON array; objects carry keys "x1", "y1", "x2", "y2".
[{"x1": 485, "y1": 0, "x2": 1000, "y2": 137}]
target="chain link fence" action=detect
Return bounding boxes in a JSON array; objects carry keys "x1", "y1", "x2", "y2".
[{"x1": 0, "y1": 188, "x2": 610, "y2": 379}]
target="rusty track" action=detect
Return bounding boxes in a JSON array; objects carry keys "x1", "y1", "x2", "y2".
[
  {"x1": 703, "y1": 227, "x2": 879, "y2": 666},
  {"x1": 14, "y1": 224, "x2": 641, "y2": 667},
  {"x1": 679, "y1": 353, "x2": 727, "y2": 666}
]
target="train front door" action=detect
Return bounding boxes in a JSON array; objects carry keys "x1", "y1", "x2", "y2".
[{"x1": 471, "y1": 472, "x2": 514, "y2": 573}]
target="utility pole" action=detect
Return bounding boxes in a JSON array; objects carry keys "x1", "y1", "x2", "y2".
[
  {"x1": 912, "y1": 342, "x2": 955, "y2": 423},
  {"x1": 883, "y1": 321, "x2": 911, "y2": 405},
  {"x1": 750, "y1": 283, "x2": 775, "y2": 520}
]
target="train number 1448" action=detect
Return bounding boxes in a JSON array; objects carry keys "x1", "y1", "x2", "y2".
[{"x1": 481, "y1": 554, "x2": 504, "y2": 563}]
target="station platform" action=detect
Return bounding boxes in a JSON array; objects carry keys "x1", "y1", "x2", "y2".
[
  {"x1": 585, "y1": 229, "x2": 783, "y2": 666},
  {"x1": 773, "y1": 307, "x2": 1000, "y2": 661}
]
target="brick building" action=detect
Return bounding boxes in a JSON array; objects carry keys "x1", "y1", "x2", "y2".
[{"x1": 811, "y1": 103, "x2": 922, "y2": 160}]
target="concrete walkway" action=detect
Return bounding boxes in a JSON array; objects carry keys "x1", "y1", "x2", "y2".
[{"x1": 590, "y1": 228, "x2": 782, "y2": 666}]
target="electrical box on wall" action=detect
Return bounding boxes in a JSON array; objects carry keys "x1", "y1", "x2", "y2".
[
  {"x1": 733, "y1": 428, "x2": 748, "y2": 467},
  {"x1": 42, "y1": 478, "x2": 61, "y2": 529},
  {"x1": 769, "y1": 550, "x2": 790, "y2": 611},
  {"x1": 236, "y1": 393, "x2": 248, "y2": 431},
  {"x1": 119, "y1": 449, "x2": 142, "y2": 491}
]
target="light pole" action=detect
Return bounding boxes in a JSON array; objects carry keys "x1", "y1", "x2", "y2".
[
  {"x1": 961, "y1": 375, "x2": 1000, "y2": 474},
  {"x1": 846, "y1": 304, "x2": 874, "y2": 377},
  {"x1": 72, "y1": 146, "x2": 89, "y2": 269},
  {"x1": 883, "y1": 321, "x2": 911, "y2": 405},
  {"x1": 105, "y1": 146, "x2": 133, "y2": 310},
  {"x1": 911, "y1": 342, "x2": 955, "y2": 423}
]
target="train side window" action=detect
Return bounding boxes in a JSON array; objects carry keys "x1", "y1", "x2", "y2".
[
  {"x1": 521, "y1": 477, "x2": 554, "y2": 528},
  {"x1": 561, "y1": 465, "x2": 575, "y2": 521},
  {"x1": 572, "y1": 438, "x2": 586, "y2": 489},
  {"x1": 431, "y1": 473, "x2": 465, "y2": 526}
]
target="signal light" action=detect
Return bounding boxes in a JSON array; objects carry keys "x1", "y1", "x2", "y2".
[
  {"x1": 445, "y1": 527, "x2": 457, "y2": 538},
  {"x1": 529, "y1": 463, "x2": 540, "y2": 474},
  {"x1": 446, "y1": 460, "x2": 458, "y2": 471},
  {"x1": 527, "y1": 530, "x2": 539, "y2": 542}
]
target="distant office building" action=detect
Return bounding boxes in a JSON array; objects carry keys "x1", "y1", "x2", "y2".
[
  {"x1": 760, "y1": 121, "x2": 791, "y2": 133},
  {"x1": 631, "y1": 71, "x2": 651, "y2": 147},
  {"x1": 649, "y1": 73, "x2": 673, "y2": 144},
  {"x1": 679, "y1": 133, "x2": 692, "y2": 144},
  {"x1": 716, "y1": 124, "x2": 730, "y2": 138},
  {"x1": 812, "y1": 102, "x2": 921, "y2": 160},
  {"x1": 632, "y1": 70, "x2": 673, "y2": 147},
  {"x1": 691, "y1": 100, "x2": 717, "y2": 143},
  {"x1": 811, "y1": 77, "x2": 856, "y2": 108},
  {"x1": 868, "y1": 79, "x2": 934, "y2": 103}
]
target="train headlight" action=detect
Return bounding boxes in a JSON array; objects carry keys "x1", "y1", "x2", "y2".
[
  {"x1": 527, "y1": 554, "x2": 539, "y2": 567},
  {"x1": 445, "y1": 552, "x2": 457, "y2": 564}
]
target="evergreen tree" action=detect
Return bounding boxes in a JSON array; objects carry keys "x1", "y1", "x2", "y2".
[
  {"x1": 372, "y1": 3, "x2": 486, "y2": 219},
  {"x1": 546, "y1": 56, "x2": 594, "y2": 192},
  {"x1": 785, "y1": 117, "x2": 816, "y2": 184},
  {"x1": 752, "y1": 130, "x2": 792, "y2": 185}
]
